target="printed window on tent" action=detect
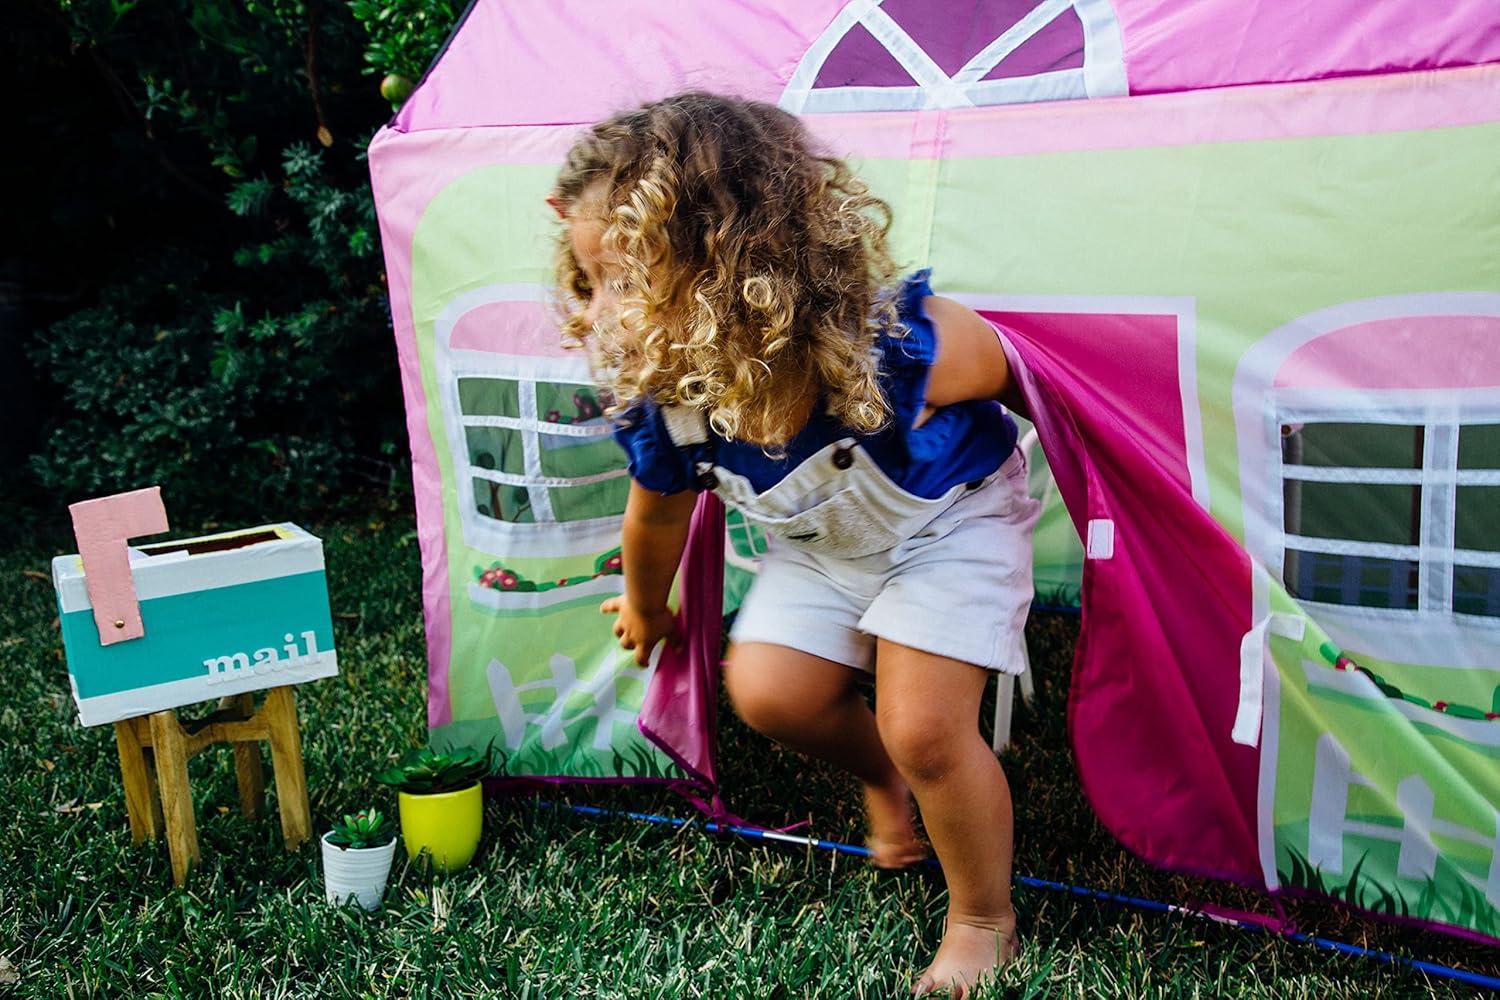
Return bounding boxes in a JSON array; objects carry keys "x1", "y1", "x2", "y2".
[
  {"x1": 1279, "y1": 419, "x2": 1500, "y2": 619},
  {"x1": 780, "y1": 0, "x2": 1126, "y2": 114},
  {"x1": 454, "y1": 371, "x2": 629, "y2": 528}
]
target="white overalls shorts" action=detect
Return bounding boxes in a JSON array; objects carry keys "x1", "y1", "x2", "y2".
[{"x1": 660, "y1": 406, "x2": 1042, "y2": 673}]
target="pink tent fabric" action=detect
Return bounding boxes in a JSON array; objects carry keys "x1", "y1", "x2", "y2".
[
  {"x1": 994, "y1": 315, "x2": 1261, "y2": 882},
  {"x1": 641, "y1": 495, "x2": 726, "y2": 798},
  {"x1": 391, "y1": 0, "x2": 1500, "y2": 132},
  {"x1": 370, "y1": 0, "x2": 1500, "y2": 945}
]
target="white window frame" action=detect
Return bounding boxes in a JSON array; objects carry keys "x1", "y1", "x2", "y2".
[
  {"x1": 1268, "y1": 391, "x2": 1500, "y2": 653},
  {"x1": 779, "y1": 0, "x2": 1126, "y2": 114},
  {"x1": 436, "y1": 286, "x2": 628, "y2": 558},
  {"x1": 1235, "y1": 294, "x2": 1500, "y2": 675}
]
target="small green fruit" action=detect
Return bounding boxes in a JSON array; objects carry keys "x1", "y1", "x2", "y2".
[{"x1": 380, "y1": 74, "x2": 416, "y2": 106}]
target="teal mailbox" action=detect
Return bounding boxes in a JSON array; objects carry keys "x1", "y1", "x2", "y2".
[{"x1": 53, "y1": 523, "x2": 338, "y2": 726}]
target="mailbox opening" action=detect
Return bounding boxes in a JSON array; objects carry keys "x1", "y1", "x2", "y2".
[{"x1": 138, "y1": 529, "x2": 282, "y2": 558}]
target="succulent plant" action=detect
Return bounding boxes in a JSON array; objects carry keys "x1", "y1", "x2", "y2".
[
  {"x1": 326, "y1": 808, "x2": 396, "y2": 850},
  {"x1": 376, "y1": 745, "x2": 493, "y2": 795}
]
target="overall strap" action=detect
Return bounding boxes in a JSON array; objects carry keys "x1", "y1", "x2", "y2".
[{"x1": 660, "y1": 405, "x2": 710, "y2": 448}]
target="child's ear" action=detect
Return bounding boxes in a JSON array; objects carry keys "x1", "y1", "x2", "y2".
[{"x1": 545, "y1": 194, "x2": 567, "y2": 219}]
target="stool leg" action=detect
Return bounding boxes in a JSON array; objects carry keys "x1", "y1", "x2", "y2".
[
  {"x1": 149, "y1": 710, "x2": 199, "y2": 885},
  {"x1": 114, "y1": 719, "x2": 162, "y2": 842},
  {"x1": 219, "y1": 693, "x2": 265, "y2": 819},
  {"x1": 264, "y1": 686, "x2": 311, "y2": 850}
]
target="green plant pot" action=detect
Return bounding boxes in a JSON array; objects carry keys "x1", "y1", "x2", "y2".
[{"x1": 396, "y1": 783, "x2": 483, "y2": 872}]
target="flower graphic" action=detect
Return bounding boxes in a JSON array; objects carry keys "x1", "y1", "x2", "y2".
[
  {"x1": 480, "y1": 567, "x2": 520, "y2": 591},
  {"x1": 594, "y1": 548, "x2": 624, "y2": 575},
  {"x1": 574, "y1": 391, "x2": 602, "y2": 420}
]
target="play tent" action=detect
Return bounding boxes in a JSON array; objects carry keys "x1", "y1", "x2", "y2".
[{"x1": 369, "y1": 0, "x2": 1500, "y2": 944}]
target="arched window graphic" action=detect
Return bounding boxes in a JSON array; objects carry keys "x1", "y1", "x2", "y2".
[
  {"x1": 1235, "y1": 295, "x2": 1500, "y2": 671},
  {"x1": 781, "y1": 0, "x2": 1126, "y2": 114},
  {"x1": 434, "y1": 285, "x2": 630, "y2": 563}
]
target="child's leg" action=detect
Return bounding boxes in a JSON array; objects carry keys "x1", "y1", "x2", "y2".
[
  {"x1": 725, "y1": 642, "x2": 925, "y2": 867},
  {"x1": 874, "y1": 638, "x2": 1019, "y2": 996}
]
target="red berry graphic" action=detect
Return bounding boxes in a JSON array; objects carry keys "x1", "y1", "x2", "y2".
[
  {"x1": 574, "y1": 391, "x2": 602, "y2": 420},
  {"x1": 1433, "y1": 701, "x2": 1448, "y2": 712}
]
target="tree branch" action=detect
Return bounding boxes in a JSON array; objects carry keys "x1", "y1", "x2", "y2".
[{"x1": 304, "y1": 4, "x2": 332, "y2": 146}]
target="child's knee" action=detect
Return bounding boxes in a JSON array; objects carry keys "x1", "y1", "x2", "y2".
[
  {"x1": 724, "y1": 650, "x2": 841, "y2": 738},
  {"x1": 877, "y1": 706, "x2": 963, "y2": 784},
  {"x1": 723, "y1": 654, "x2": 795, "y2": 736}
]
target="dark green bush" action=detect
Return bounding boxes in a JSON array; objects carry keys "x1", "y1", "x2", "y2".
[
  {"x1": 22, "y1": 0, "x2": 465, "y2": 521},
  {"x1": 350, "y1": 0, "x2": 464, "y2": 83}
]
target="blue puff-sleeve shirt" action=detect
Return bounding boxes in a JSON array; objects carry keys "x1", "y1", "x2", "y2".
[{"x1": 612, "y1": 270, "x2": 1017, "y2": 498}]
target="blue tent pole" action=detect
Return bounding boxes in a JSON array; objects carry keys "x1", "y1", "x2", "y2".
[{"x1": 543, "y1": 801, "x2": 1500, "y2": 993}]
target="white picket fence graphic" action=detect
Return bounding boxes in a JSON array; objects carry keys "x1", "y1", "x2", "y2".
[
  {"x1": 486, "y1": 649, "x2": 655, "y2": 752},
  {"x1": 1309, "y1": 732, "x2": 1500, "y2": 906}
]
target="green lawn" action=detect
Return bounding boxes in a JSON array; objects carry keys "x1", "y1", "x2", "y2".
[{"x1": 1, "y1": 510, "x2": 1495, "y2": 998}]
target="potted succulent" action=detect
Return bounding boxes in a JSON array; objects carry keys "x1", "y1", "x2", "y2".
[
  {"x1": 377, "y1": 745, "x2": 491, "y2": 872},
  {"x1": 321, "y1": 808, "x2": 398, "y2": 910}
]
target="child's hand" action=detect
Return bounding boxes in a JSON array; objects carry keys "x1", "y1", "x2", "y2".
[{"x1": 600, "y1": 595, "x2": 680, "y2": 665}]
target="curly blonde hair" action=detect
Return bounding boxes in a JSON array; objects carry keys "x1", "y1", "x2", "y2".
[{"x1": 552, "y1": 91, "x2": 901, "y2": 447}]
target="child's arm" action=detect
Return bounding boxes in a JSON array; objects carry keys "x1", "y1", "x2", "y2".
[
  {"x1": 920, "y1": 296, "x2": 1030, "y2": 419},
  {"x1": 600, "y1": 481, "x2": 699, "y2": 665}
]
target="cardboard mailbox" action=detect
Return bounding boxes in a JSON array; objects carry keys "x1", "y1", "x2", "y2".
[{"x1": 53, "y1": 523, "x2": 339, "y2": 726}]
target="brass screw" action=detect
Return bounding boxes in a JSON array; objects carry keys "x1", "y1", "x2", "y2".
[{"x1": 113, "y1": 619, "x2": 126, "y2": 629}]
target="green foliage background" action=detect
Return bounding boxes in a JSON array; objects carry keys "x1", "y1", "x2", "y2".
[{"x1": 11, "y1": 1, "x2": 464, "y2": 522}]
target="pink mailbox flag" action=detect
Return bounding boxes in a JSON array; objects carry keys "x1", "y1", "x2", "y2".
[
  {"x1": 369, "y1": 0, "x2": 1500, "y2": 944},
  {"x1": 68, "y1": 487, "x2": 169, "y2": 645}
]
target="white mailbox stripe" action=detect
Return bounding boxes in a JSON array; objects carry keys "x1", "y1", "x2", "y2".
[
  {"x1": 73, "y1": 652, "x2": 339, "y2": 727},
  {"x1": 54, "y1": 524, "x2": 325, "y2": 614}
]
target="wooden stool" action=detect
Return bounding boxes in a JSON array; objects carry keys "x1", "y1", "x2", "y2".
[{"x1": 112, "y1": 685, "x2": 311, "y2": 884}]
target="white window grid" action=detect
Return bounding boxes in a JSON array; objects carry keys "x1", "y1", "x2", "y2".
[
  {"x1": 1272, "y1": 395, "x2": 1500, "y2": 627},
  {"x1": 453, "y1": 366, "x2": 628, "y2": 524},
  {"x1": 456, "y1": 369, "x2": 623, "y2": 516},
  {"x1": 440, "y1": 358, "x2": 630, "y2": 558}
]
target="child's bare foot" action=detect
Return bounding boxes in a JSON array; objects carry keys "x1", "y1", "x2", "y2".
[
  {"x1": 863, "y1": 780, "x2": 927, "y2": 869},
  {"x1": 866, "y1": 831, "x2": 928, "y2": 869},
  {"x1": 912, "y1": 917, "x2": 1019, "y2": 997}
]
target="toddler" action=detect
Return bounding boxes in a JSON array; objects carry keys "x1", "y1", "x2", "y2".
[{"x1": 550, "y1": 92, "x2": 1039, "y2": 997}]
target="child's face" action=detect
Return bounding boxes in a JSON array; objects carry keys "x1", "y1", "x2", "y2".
[{"x1": 567, "y1": 214, "x2": 622, "y2": 329}]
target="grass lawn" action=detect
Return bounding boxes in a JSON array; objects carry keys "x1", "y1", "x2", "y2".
[{"x1": 1, "y1": 508, "x2": 1495, "y2": 998}]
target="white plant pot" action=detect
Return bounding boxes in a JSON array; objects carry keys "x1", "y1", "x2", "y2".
[{"x1": 321, "y1": 831, "x2": 397, "y2": 910}]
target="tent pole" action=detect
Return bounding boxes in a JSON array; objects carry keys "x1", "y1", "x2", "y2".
[{"x1": 540, "y1": 801, "x2": 1500, "y2": 993}]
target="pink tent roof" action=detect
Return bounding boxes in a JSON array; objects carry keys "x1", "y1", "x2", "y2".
[{"x1": 391, "y1": 0, "x2": 1500, "y2": 132}]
